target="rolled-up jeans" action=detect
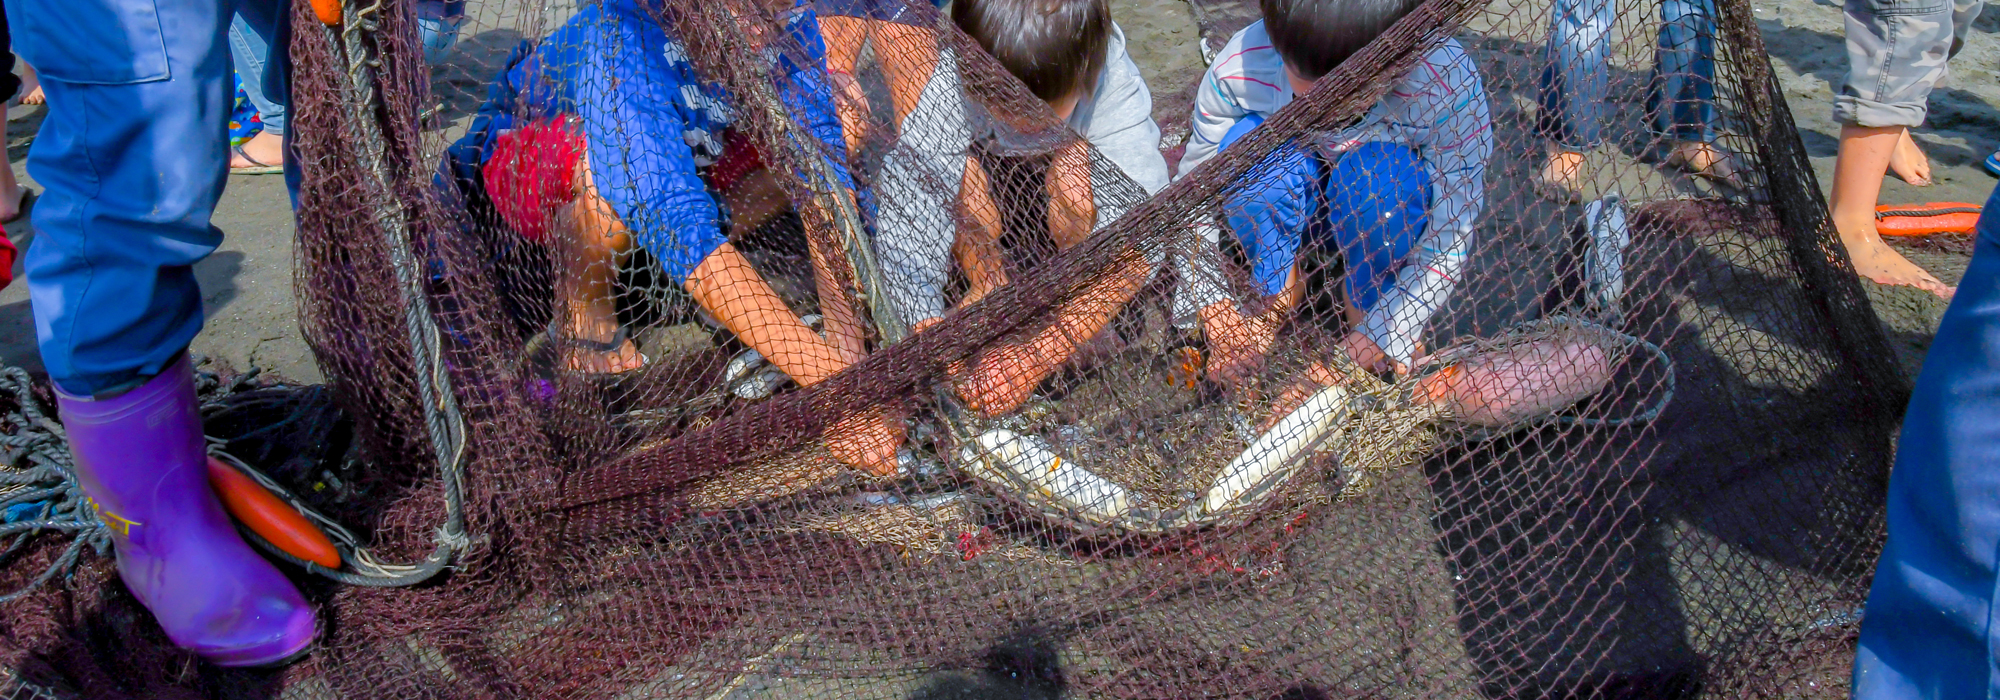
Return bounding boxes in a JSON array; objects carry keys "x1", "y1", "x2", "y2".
[
  {"x1": 227, "y1": 2, "x2": 286, "y2": 136},
  {"x1": 1538, "y1": 0, "x2": 1718, "y2": 150}
]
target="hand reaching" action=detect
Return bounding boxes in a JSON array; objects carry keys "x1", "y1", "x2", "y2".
[{"x1": 826, "y1": 406, "x2": 904, "y2": 476}]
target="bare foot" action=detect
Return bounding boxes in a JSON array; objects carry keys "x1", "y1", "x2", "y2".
[
  {"x1": 14, "y1": 61, "x2": 40, "y2": 106},
  {"x1": 1887, "y1": 129, "x2": 1932, "y2": 186},
  {"x1": 1837, "y1": 217, "x2": 1954, "y2": 298},
  {"x1": 562, "y1": 337, "x2": 647, "y2": 374},
  {"x1": 1534, "y1": 150, "x2": 1586, "y2": 202},
  {"x1": 1667, "y1": 141, "x2": 1741, "y2": 187},
  {"x1": 229, "y1": 131, "x2": 285, "y2": 171}
]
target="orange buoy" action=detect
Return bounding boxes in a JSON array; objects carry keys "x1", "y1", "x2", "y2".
[
  {"x1": 1875, "y1": 202, "x2": 1981, "y2": 237},
  {"x1": 310, "y1": 0, "x2": 341, "y2": 25},
  {"x1": 206, "y1": 457, "x2": 342, "y2": 569}
]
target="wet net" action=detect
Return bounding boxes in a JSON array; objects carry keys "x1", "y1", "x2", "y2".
[{"x1": 0, "y1": 0, "x2": 1910, "y2": 694}]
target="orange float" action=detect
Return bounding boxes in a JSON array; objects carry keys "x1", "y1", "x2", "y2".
[
  {"x1": 1875, "y1": 202, "x2": 1981, "y2": 237},
  {"x1": 207, "y1": 457, "x2": 342, "y2": 569},
  {"x1": 310, "y1": 0, "x2": 341, "y2": 26}
]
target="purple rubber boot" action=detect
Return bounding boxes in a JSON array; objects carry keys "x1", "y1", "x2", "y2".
[{"x1": 56, "y1": 354, "x2": 316, "y2": 667}]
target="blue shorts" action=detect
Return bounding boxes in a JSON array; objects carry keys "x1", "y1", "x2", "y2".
[{"x1": 1218, "y1": 114, "x2": 1431, "y2": 314}]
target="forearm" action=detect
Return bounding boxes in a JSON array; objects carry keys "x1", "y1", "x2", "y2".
[
  {"x1": 804, "y1": 194, "x2": 870, "y2": 362},
  {"x1": 686, "y1": 242, "x2": 850, "y2": 386}
]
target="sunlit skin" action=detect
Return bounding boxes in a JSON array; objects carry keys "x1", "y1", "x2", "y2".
[
  {"x1": 543, "y1": 9, "x2": 901, "y2": 475},
  {"x1": 1828, "y1": 124, "x2": 1953, "y2": 298}
]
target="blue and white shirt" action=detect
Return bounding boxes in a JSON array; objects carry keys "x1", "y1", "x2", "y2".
[{"x1": 1177, "y1": 23, "x2": 1493, "y2": 363}]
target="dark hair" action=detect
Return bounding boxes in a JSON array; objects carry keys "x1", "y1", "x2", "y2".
[
  {"x1": 952, "y1": 0, "x2": 1111, "y2": 102},
  {"x1": 1259, "y1": 0, "x2": 1423, "y2": 81}
]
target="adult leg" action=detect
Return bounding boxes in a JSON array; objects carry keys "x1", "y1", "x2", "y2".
[
  {"x1": 13, "y1": 0, "x2": 313, "y2": 665},
  {"x1": 227, "y1": 4, "x2": 287, "y2": 171},
  {"x1": 1828, "y1": 0, "x2": 1958, "y2": 296},
  {"x1": 1853, "y1": 182, "x2": 2000, "y2": 698},
  {"x1": 1534, "y1": 0, "x2": 1611, "y2": 201},
  {"x1": 1654, "y1": 0, "x2": 1737, "y2": 184}
]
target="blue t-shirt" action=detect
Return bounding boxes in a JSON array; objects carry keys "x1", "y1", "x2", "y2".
[{"x1": 449, "y1": 0, "x2": 854, "y2": 283}]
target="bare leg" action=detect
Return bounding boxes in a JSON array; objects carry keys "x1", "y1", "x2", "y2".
[
  {"x1": 954, "y1": 154, "x2": 1009, "y2": 307},
  {"x1": 1534, "y1": 147, "x2": 1586, "y2": 202},
  {"x1": 15, "y1": 61, "x2": 40, "y2": 106},
  {"x1": 552, "y1": 190, "x2": 648, "y2": 373},
  {"x1": 1887, "y1": 127, "x2": 1933, "y2": 186},
  {"x1": 1830, "y1": 123, "x2": 1952, "y2": 298},
  {"x1": 0, "y1": 117, "x2": 24, "y2": 221}
]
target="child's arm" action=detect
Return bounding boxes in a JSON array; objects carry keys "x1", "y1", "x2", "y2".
[
  {"x1": 1178, "y1": 23, "x2": 1285, "y2": 178},
  {"x1": 1353, "y1": 44, "x2": 1493, "y2": 365}
]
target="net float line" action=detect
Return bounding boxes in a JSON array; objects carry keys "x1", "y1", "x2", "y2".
[{"x1": 1875, "y1": 202, "x2": 1982, "y2": 237}]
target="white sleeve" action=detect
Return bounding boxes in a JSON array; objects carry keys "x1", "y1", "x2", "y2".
[
  {"x1": 1357, "y1": 48, "x2": 1493, "y2": 364},
  {"x1": 1081, "y1": 28, "x2": 1170, "y2": 201}
]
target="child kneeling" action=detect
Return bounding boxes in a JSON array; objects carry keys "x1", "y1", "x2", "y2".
[
  {"x1": 1177, "y1": 0, "x2": 1493, "y2": 388},
  {"x1": 446, "y1": 0, "x2": 898, "y2": 473}
]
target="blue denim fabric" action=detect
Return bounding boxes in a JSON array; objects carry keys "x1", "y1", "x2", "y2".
[
  {"x1": 1538, "y1": 0, "x2": 1718, "y2": 149},
  {"x1": 227, "y1": 3, "x2": 286, "y2": 135},
  {"x1": 1852, "y1": 181, "x2": 2000, "y2": 699},
  {"x1": 1217, "y1": 114, "x2": 1431, "y2": 312},
  {"x1": 11, "y1": 0, "x2": 292, "y2": 395}
]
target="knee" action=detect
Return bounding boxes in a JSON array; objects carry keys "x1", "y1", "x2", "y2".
[{"x1": 1330, "y1": 143, "x2": 1428, "y2": 202}]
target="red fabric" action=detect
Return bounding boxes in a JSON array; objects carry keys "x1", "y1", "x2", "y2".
[
  {"x1": 0, "y1": 233, "x2": 15, "y2": 290},
  {"x1": 706, "y1": 129, "x2": 765, "y2": 195},
  {"x1": 484, "y1": 118, "x2": 586, "y2": 243}
]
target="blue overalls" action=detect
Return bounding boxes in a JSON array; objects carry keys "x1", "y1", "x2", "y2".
[
  {"x1": 9, "y1": 0, "x2": 291, "y2": 397},
  {"x1": 1852, "y1": 180, "x2": 2000, "y2": 698}
]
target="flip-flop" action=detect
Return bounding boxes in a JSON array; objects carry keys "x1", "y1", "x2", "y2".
[
  {"x1": 523, "y1": 325, "x2": 650, "y2": 376},
  {"x1": 230, "y1": 145, "x2": 285, "y2": 175},
  {"x1": 2, "y1": 188, "x2": 35, "y2": 225},
  {"x1": 1984, "y1": 149, "x2": 2000, "y2": 178}
]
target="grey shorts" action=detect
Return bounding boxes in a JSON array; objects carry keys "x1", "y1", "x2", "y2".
[{"x1": 1835, "y1": 0, "x2": 1985, "y2": 127}]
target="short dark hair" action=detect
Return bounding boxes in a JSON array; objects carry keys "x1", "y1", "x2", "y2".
[
  {"x1": 952, "y1": 0, "x2": 1111, "y2": 102},
  {"x1": 1259, "y1": 0, "x2": 1423, "y2": 81}
]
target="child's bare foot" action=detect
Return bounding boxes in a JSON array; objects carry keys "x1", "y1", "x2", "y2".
[
  {"x1": 565, "y1": 335, "x2": 647, "y2": 374},
  {"x1": 1667, "y1": 140, "x2": 1741, "y2": 187},
  {"x1": 1534, "y1": 149, "x2": 1586, "y2": 203},
  {"x1": 14, "y1": 61, "x2": 40, "y2": 106},
  {"x1": 1887, "y1": 129, "x2": 1932, "y2": 186},
  {"x1": 1836, "y1": 215, "x2": 1954, "y2": 298}
]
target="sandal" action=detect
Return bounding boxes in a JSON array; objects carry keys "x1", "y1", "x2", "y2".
[
  {"x1": 230, "y1": 145, "x2": 285, "y2": 176},
  {"x1": 524, "y1": 324, "x2": 651, "y2": 376},
  {"x1": 1665, "y1": 141, "x2": 1742, "y2": 189}
]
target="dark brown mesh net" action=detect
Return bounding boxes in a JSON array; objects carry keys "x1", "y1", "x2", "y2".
[{"x1": 0, "y1": 0, "x2": 1909, "y2": 694}]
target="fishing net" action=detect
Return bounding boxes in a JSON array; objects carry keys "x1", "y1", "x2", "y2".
[{"x1": 0, "y1": 0, "x2": 1910, "y2": 694}]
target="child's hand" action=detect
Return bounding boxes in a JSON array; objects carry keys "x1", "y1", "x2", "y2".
[
  {"x1": 826, "y1": 406, "x2": 904, "y2": 477},
  {"x1": 1338, "y1": 331, "x2": 1411, "y2": 376},
  {"x1": 1201, "y1": 301, "x2": 1281, "y2": 385}
]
